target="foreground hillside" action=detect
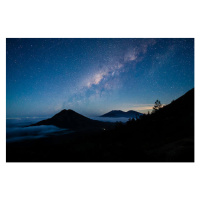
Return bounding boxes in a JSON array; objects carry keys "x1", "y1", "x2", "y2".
[{"x1": 6, "y1": 88, "x2": 194, "y2": 162}]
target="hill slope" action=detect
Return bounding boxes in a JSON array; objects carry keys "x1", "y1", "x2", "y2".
[{"x1": 122, "y1": 88, "x2": 194, "y2": 161}]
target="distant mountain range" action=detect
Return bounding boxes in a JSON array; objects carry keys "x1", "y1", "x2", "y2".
[
  {"x1": 29, "y1": 109, "x2": 143, "y2": 131},
  {"x1": 100, "y1": 110, "x2": 143, "y2": 118},
  {"x1": 29, "y1": 109, "x2": 114, "y2": 130}
]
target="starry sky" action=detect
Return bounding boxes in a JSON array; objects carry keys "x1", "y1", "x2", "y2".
[{"x1": 6, "y1": 38, "x2": 194, "y2": 118}]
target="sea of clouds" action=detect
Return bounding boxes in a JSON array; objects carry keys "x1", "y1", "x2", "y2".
[
  {"x1": 6, "y1": 118, "x2": 71, "y2": 143},
  {"x1": 6, "y1": 116, "x2": 129, "y2": 143},
  {"x1": 90, "y1": 116, "x2": 129, "y2": 123}
]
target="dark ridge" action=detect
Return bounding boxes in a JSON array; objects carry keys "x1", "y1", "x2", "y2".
[
  {"x1": 150, "y1": 88, "x2": 194, "y2": 120},
  {"x1": 100, "y1": 110, "x2": 143, "y2": 118}
]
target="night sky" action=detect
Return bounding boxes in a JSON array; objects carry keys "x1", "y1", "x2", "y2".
[{"x1": 6, "y1": 38, "x2": 194, "y2": 118}]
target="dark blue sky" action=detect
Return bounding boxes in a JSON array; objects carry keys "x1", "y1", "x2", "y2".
[{"x1": 6, "y1": 38, "x2": 194, "y2": 118}]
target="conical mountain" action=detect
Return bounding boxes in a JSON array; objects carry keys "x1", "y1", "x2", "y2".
[{"x1": 29, "y1": 109, "x2": 114, "y2": 130}]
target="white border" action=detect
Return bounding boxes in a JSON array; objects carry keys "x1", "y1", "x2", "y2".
[{"x1": 0, "y1": 1, "x2": 199, "y2": 200}]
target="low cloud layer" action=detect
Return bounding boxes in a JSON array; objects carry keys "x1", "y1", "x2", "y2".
[{"x1": 7, "y1": 119, "x2": 72, "y2": 143}]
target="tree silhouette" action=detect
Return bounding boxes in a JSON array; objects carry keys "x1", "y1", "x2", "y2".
[{"x1": 153, "y1": 100, "x2": 162, "y2": 111}]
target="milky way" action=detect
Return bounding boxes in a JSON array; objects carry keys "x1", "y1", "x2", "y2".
[{"x1": 6, "y1": 38, "x2": 194, "y2": 117}]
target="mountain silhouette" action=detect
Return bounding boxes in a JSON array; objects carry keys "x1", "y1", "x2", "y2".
[
  {"x1": 29, "y1": 109, "x2": 114, "y2": 130},
  {"x1": 7, "y1": 88, "x2": 194, "y2": 162},
  {"x1": 100, "y1": 110, "x2": 143, "y2": 118}
]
